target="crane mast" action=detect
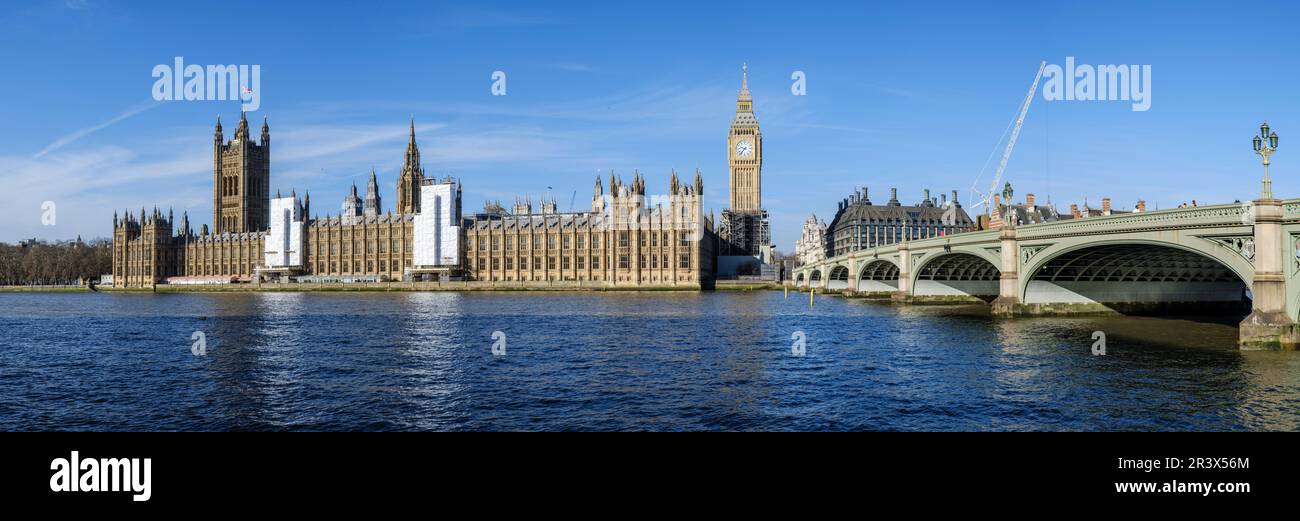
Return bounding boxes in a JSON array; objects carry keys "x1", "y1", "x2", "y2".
[{"x1": 972, "y1": 61, "x2": 1047, "y2": 215}]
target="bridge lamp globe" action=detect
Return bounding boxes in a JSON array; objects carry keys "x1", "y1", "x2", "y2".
[
  {"x1": 1270, "y1": 131, "x2": 1279, "y2": 149},
  {"x1": 1262, "y1": 122, "x2": 1271, "y2": 140},
  {"x1": 1254, "y1": 135, "x2": 1263, "y2": 152}
]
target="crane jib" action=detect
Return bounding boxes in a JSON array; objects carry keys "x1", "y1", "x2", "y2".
[{"x1": 971, "y1": 61, "x2": 1048, "y2": 215}]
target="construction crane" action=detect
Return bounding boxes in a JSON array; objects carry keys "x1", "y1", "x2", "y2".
[{"x1": 970, "y1": 61, "x2": 1046, "y2": 215}]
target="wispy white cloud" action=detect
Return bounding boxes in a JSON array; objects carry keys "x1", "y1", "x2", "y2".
[
  {"x1": 0, "y1": 142, "x2": 210, "y2": 241},
  {"x1": 301, "y1": 82, "x2": 737, "y2": 127},
  {"x1": 32, "y1": 100, "x2": 161, "y2": 159},
  {"x1": 274, "y1": 123, "x2": 446, "y2": 164}
]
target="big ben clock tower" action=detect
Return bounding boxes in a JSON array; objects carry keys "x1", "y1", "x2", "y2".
[
  {"x1": 728, "y1": 63, "x2": 762, "y2": 211},
  {"x1": 719, "y1": 64, "x2": 773, "y2": 267}
]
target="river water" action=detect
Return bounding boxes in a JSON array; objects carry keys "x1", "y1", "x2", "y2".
[{"x1": 1, "y1": 291, "x2": 1297, "y2": 431}]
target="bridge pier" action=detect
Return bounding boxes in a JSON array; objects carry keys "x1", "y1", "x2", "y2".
[
  {"x1": 846, "y1": 256, "x2": 857, "y2": 294},
  {"x1": 990, "y1": 227, "x2": 1022, "y2": 317},
  {"x1": 891, "y1": 241, "x2": 912, "y2": 303},
  {"x1": 1240, "y1": 198, "x2": 1300, "y2": 350}
]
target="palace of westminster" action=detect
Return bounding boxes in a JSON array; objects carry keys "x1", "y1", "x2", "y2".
[{"x1": 110, "y1": 68, "x2": 784, "y2": 288}]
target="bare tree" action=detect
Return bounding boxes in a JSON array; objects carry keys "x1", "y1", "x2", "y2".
[{"x1": 0, "y1": 238, "x2": 111, "y2": 286}]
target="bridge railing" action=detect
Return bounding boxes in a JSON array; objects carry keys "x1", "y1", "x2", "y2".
[
  {"x1": 1282, "y1": 199, "x2": 1300, "y2": 219},
  {"x1": 1014, "y1": 202, "x2": 1256, "y2": 239},
  {"x1": 800, "y1": 199, "x2": 1294, "y2": 271}
]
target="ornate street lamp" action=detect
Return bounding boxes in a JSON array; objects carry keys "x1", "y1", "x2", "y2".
[
  {"x1": 1255, "y1": 121, "x2": 1279, "y2": 199},
  {"x1": 1001, "y1": 181, "x2": 1014, "y2": 227}
]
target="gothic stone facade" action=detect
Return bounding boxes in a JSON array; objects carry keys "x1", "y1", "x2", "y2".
[
  {"x1": 795, "y1": 214, "x2": 827, "y2": 268},
  {"x1": 462, "y1": 171, "x2": 716, "y2": 287},
  {"x1": 112, "y1": 115, "x2": 717, "y2": 288}
]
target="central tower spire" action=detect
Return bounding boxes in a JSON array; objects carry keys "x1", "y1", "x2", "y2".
[
  {"x1": 396, "y1": 117, "x2": 425, "y2": 214},
  {"x1": 737, "y1": 63, "x2": 752, "y2": 113}
]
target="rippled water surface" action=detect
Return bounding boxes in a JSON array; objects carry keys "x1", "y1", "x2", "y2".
[{"x1": 2, "y1": 291, "x2": 1298, "y2": 431}]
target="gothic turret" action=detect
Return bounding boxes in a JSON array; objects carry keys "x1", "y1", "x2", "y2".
[
  {"x1": 342, "y1": 182, "x2": 362, "y2": 224},
  {"x1": 235, "y1": 111, "x2": 249, "y2": 141},
  {"x1": 592, "y1": 175, "x2": 605, "y2": 213},
  {"x1": 364, "y1": 169, "x2": 381, "y2": 216}
]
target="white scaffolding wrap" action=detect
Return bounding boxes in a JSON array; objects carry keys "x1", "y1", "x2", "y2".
[
  {"x1": 413, "y1": 181, "x2": 460, "y2": 267},
  {"x1": 263, "y1": 196, "x2": 303, "y2": 268}
]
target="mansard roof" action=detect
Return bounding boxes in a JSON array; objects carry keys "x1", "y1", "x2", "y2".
[
  {"x1": 829, "y1": 201, "x2": 974, "y2": 233},
  {"x1": 1003, "y1": 204, "x2": 1066, "y2": 225}
]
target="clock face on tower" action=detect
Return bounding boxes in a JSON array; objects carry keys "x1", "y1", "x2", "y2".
[{"x1": 735, "y1": 140, "x2": 753, "y2": 157}]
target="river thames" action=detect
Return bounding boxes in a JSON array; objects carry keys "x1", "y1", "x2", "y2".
[{"x1": 2, "y1": 291, "x2": 1298, "y2": 431}]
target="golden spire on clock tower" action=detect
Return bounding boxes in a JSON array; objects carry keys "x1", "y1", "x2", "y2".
[
  {"x1": 728, "y1": 63, "x2": 762, "y2": 212},
  {"x1": 737, "y1": 63, "x2": 753, "y2": 112}
]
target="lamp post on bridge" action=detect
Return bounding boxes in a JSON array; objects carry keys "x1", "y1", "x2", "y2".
[
  {"x1": 991, "y1": 180, "x2": 1021, "y2": 317},
  {"x1": 1254, "y1": 121, "x2": 1280, "y2": 199},
  {"x1": 1242, "y1": 121, "x2": 1296, "y2": 349},
  {"x1": 1001, "y1": 182, "x2": 1014, "y2": 228}
]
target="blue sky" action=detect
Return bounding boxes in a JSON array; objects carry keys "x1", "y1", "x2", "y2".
[{"x1": 1, "y1": 0, "x2": 1297, "y2": 249}]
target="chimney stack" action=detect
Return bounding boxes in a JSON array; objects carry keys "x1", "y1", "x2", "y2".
[
  {"x1": 1135, "y1": 200, "x2": 1146, "y2": 212},
  {"x1": 1026, "y1": 193, "x2": 1036, "y2": 209},
  {"x1": 1102, "y1": 197, "x2": 1112, "y2": 215},
  {"x1": 989, "y1": 194, "x2": 1004, "y2": 229},
  {"x1": 1071, "y1": 203, "x2": 1081, "y2": 218}
]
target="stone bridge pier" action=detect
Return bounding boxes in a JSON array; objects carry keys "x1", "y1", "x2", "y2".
[
  {"x1": 990, "y1": 227, "x2": 1020, "y2": 315},
  {"x1": 890, "y1": 241, "x2": 911, "y2": 302},
  {"x1": 1240, "y1": 197, "x2": 1299, "y2": 349}
]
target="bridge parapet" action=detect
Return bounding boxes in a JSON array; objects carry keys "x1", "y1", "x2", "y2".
[
  {"x1": 1280, "y1": 199, "x2": 1300, "y2": 218},
  {"x1": 1016, "y1": 203, "x2": 1255, "y2": 239}
]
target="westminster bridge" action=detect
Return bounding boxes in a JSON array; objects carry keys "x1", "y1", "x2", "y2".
[{"x1": 791, "y1": 197, "x2": 1300, "y2": 349}]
